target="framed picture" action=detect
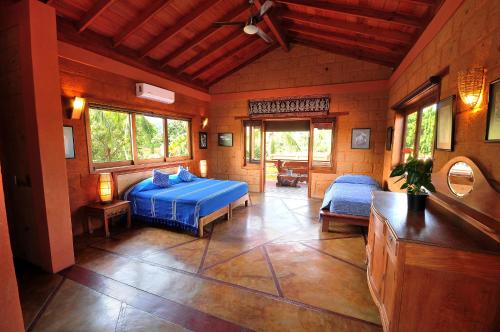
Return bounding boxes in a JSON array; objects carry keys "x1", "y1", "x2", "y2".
[
  {"x1": 435, "y1": 95, "x2": 456, "y2": 151},
  {"x1": 63, "y1": 126, "x2": 75, "y2": 159},
  {"x1": 218, "y1": 133, "x2": 233, "y2": 147},
  {"x1": 199, "y1": 132, "x2": 208, "y2": 149},
  {"x1": 386, "y1": 127, "x2": 393, "y2": 151},
  {"x1": 351, "y1": 128, "x2": 371, "y2": 149},
  {"x1": 486, "y1": 78, "x2": 500, "y2": 141}
]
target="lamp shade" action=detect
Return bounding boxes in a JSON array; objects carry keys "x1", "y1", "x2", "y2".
[
  {"x1": 457, "y1": 67, "x2": 484, "y2": 109},
  {"x1": 98, "y1": 173, "x2": 114, "y2": 203},
  {"x1": 199, "y1": 160, "x2": 207, "y2": 178},
  {"x1": 71, "y1": 97, "x2": 86, "y2": 120}
]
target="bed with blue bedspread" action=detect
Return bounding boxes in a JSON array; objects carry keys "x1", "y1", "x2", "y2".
[
  {"x1": 124, "y1": 177, "x2": 249, "y2": 236},
  {"x1": 320, "y1": 174, "x2": 381, "y2": 231}
]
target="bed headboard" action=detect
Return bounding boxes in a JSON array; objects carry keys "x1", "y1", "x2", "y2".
[{"x1": 115, "y1": 166, "x2": 179, "y2": 198}]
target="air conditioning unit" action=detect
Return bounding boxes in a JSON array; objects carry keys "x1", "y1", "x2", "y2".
[{"x1": 136, "y1": 83, "x2": 175, "y2": 104}]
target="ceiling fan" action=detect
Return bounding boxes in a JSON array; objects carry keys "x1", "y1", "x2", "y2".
[{"x1": 213, "y1": 0, "x2": 274, "y2": 43}]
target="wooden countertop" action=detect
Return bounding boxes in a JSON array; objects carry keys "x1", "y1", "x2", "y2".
[{"x1": 372, "y1": 192, "x2": 500, "y2": 255}]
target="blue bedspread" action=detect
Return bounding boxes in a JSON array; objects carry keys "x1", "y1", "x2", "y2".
[
  {"x1": 124, "y1": 178, "x2": 248, "y2": 231},
  {"x1": 321, "y1": 175, "x2": 381, "y2": 217}
]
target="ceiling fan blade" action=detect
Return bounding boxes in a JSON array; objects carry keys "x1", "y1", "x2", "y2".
[
  {"x1": 213, "y1": 21, "x2": 245, "y2": 27},
  {"x1": 256, "y1": 28, "x2": 273, "y2": 43},
  {"x1": 259, "y1": 0, "x2": 274, "y2": 17}
]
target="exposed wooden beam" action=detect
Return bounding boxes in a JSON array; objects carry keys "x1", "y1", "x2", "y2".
[
  {"x1": 113, "y1": 0, "x2": 174, "y2": 48},
  {"x1": 291, "y1": 35, "x2": 397, "y2": 67},
  {"x1": 160, "y1": 2, "x2": 248, "y2": 68},
  {"x1": 254, "y1": 0, "x2": 288, "y2": 51},
  {"x1": 77, "y1": 0, "x2": 117, "y2": 33},
  {"x1": 281, "y1": 11, "x2": 412, "y2": 45},
  {"x1": 277, "y1": 0, "x2": 423, "y2": 29},
  {"x1": 140, "y1": 0, "x2": 221, "y2": 58},
  {"x1": 286, "y1": 24, "x2": 404, "y2": 57},
  {"x1": 192, "y1": 37, "x2": 266, "y2": 80},
  {"x1": 176, "y1": 29, "x2": 243, "y2": 74},
  {"x1": 402, "y1": 0, "x2": 438, "y2": 6},
  {"x1": 207, "y1": 44, "x2": 279, "y2": 86}
]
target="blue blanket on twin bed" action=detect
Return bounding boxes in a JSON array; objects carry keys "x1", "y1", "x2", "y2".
[
  {"x1": 124, "y1": 178, "x2": 248, "y2": 232},
  {"x1": 321, "y1": 175, "x2": 381, "y2": 217}
]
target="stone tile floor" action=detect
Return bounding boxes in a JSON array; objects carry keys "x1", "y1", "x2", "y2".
[{"x1": 18, "y1": 189, "x2": 381, "y2": 332}]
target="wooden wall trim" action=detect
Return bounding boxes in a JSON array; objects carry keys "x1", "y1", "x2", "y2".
[
  {"x1": 211, "y1": 80, "x2": 389, "y2": 102},
  {"x1": 389, "y1": 0, "x2": 464, "y2": 87},
  {"x1": 57, "y1": 41, "x2": 211, "y2": 102}
]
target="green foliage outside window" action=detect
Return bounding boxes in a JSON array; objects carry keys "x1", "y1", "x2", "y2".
[
  {"x1": 136, "y1": 114, "x2": 165, "y2": 160},
  {"x1": 168, "y1": 119, "x2": 189, "y2": 157},
  {"x1": 417, "y1": 104, "x2": 436, "y2": 159},
  {"x1": 89, "y1": 108, "x2": 132, "y2": 163},
  {"x1": 312, "y1": 127, "x2": 332, "y2": 162}
]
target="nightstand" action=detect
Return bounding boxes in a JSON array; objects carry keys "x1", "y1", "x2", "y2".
[{"x1": 86, "y1": 200, "x2": 131, "y2": 237}]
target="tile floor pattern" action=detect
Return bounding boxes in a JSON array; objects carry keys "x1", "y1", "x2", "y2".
[{"x1": 21, "y1": 189, "x2": 382, "y2": 332}]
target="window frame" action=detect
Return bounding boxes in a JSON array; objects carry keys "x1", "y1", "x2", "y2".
[
  {"x1": 401, "y1": 102, "x2": 437, "y2": 161},
  {"x1": 242, "y1": 120, "x2": 263, "y2": 167},
  {"x1": 310, "y1": 119, "x2": 336, "y2": 170},
  {"x1": 86, "y1": 103, "x2": 192, "y2": 172}
]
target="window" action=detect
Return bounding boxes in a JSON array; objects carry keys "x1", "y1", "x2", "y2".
[
  {"x1": 88, "y1": 105, "x2": 191, "y2": 169},
  {"x1": 311, "y1": 121, "x2": 334, "y2": 168},
  {"x1": 89, "y1": 107, "x2": 132, "y2": 164},
  {"x1": 136, "y1": 114, "x2": 165, "y2": 160},
  {"x1": 402, "y1": 103, "x2": 437, "y2": 161},
  {"x1": 243, "y1": 120, "x2": 262, "y2": 165}
]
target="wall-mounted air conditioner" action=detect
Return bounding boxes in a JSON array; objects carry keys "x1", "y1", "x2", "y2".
[{"x1": 136, "y1": 83, "x2": 175, "y2": 104}]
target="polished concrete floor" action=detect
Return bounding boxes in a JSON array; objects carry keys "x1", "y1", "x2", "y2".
[{"x1": 19, "y1": 189, "x2": 381, "y2": 332}]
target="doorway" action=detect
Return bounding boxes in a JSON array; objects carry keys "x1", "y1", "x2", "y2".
[{"x1": 263, "y1": 120, "x2": 310, "y2": 198}]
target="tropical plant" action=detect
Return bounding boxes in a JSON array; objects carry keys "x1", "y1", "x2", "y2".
[{"x1": 390, "y1": 157, "x2": 436, "y2": 195}]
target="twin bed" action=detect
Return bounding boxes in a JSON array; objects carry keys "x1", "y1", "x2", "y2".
[{"x1": 118, "y1": 167, "x2": 249, "y2": 237}]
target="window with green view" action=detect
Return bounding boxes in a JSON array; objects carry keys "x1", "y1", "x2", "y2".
[
  {"x1": 136, "y1": 114, "x2": 165, "y2": 160},
  {"x1": 168, "y1": 119, "x2": 190, "y2": 157},
  {"x1": 402, "y1": 103, "x2": 436, "y2": 161}
]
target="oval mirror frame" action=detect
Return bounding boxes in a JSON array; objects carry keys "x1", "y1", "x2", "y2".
[{"x1": 447, "y1": 161, "x2": 474, "y2": 197}]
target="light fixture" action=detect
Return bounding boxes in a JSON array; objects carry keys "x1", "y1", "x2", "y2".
[
  {"x1": 199, "y1": 160, "x2": 207, "y2": 178},
  {"x1": 71, "y1": 97, "x2": 86, "y2": 120},
  {"x1": 98, "y1": 173, "x2": 114, "y2": 204},
  {"x1": 201, "y1": 117, "x2": 208, "y2": 129},
  {"x1": 457, "y1": 67, "x2": 485, "y2": 110},
  {"x1": 243, "y1": 16, "x2": 258, "y2": 35}
]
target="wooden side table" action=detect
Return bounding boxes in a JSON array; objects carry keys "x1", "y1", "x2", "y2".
[{"x1": 86, "y1": 200, "x2": 131, "y2": 237}]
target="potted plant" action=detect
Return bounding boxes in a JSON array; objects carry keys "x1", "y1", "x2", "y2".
[{"x1": 390, "y1": 157, "x2": 436, "y2": 211}]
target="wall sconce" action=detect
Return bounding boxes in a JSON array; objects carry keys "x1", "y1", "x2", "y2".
[
  {"x1": 98, "y1": 173, "x2": 114, "y2": 204},
  {"x1": 201, "y1": 117, "x2": 208, "y2": 129},
  {"x1": 199, "y1": 160, "x2": 207, "y2": 178},
  {"x1": 457, "y1": 67, "x2": 485, "y2": 110},
  {"x1": 71, "y1": 97, "x2": 86, "y2": 120}
]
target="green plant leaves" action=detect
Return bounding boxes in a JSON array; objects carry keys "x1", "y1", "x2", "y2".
[{"x1": 389, "y1": 157, "x2": 435, "y2": 194}]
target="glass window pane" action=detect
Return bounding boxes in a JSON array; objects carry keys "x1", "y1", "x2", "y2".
[
  {"x1": 89, "y1": 108, "x2": 132, "y2": 163},
  {"x1": 417, "y1": 104, "x2": 437, "y2": 159},
  {"x1": 251, "y1": 126, "x2": 261, "y2": 161},
  {"x1": 403, "y1": 112, "x2": 417, "y2": 161},
  {"x1": 312, "y1": 124, "x2": 333, "y2": 167},
  {"x1": 136, "y1": 115, "x2": 165, "y2": 160},
  {"x1": 245, "y1": 126, "x2": 251, "y2": 163},
  {"x1": 168, "y1": 119, "x2": 190, "y2": 157}
]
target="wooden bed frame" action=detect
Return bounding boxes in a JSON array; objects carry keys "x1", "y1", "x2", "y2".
[
  {"x1": 115, "y1": 167, "x2": 250, "y2": 237},
  {"x1": 320, "y1": 210, "x2": 369, "y2": 232}
]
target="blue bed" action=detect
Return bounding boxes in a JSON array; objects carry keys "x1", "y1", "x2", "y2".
[
  {"x1": 320, "y1": 174, "x2": 381, "y2": 231},
  {"x1": 124, "y1": 177, "x2": 249, "y2": 236}
]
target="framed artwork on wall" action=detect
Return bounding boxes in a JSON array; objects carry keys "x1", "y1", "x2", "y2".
[
  {"x1": 486, "y1": 78, "x2": 500, "y2": 142},
  {"x1": 218, "y1": 133, "x2": 233, "y2": 147},
  {"x1": 435, "y1": 95, "x2": 456, "y2": 151},
  {"x1": 386, "y1": 127, "x2": 393, "y2": 151},
  {"x1": 199, "y1": 132, "x2": 208, "y2": 149},
  {"x1": 63, "y1": 125, "x2": 75, "y2": 159},
  {"x1": 351, "y1": 128, "x2": 371, "y2": 149}
]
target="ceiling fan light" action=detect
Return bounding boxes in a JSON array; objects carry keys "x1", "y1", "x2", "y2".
[{"x1": 244, "y1": 24, "x2": 258, "y2": 35}]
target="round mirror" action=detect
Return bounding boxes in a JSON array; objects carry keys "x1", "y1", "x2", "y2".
[{"x1": 447, "y1": 162, "x2": 474, "y2": 197}]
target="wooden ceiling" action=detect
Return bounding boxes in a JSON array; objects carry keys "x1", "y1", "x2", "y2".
[{"x1": 46, "y1": 0, "x2": 444, "y2": 90}]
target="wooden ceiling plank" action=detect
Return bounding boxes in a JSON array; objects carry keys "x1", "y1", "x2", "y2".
[
  {"x1": 207, "y1": 43, "x2": 279, "y2": 86},
  {"x1": 192, "y1": 36, "x2": 265, "y2": 80},
  {"x1": 277, "y1": 0, "x2": 423, "y2": 29},
  {"x1": 254, "y1": 0, "x2": 289, "y2": 51},
  {"x1": 291, "y1": 35, "x2": 396, "y2": 67},
  {"x1": 160, "y1": 2, "x2": 249, "y2": 68},
  {"x1": 281, "y1": 11, "x2": 412, "y2": 45},
  {"x1": 140, "y1": 0, "x2": 222, "y2": 58},
  {"x1": 77, "y1": 0, "x2": 117, "y2": 33},
  {"x1": 113, "y1": 0, "x2": 174, "y2": 48},
  {"x1": 286, "y1": 24, "x2": 404, "y2": 56},
  {"x1": 176, "y1": 29, "x2": 243, "y2": 74}
]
